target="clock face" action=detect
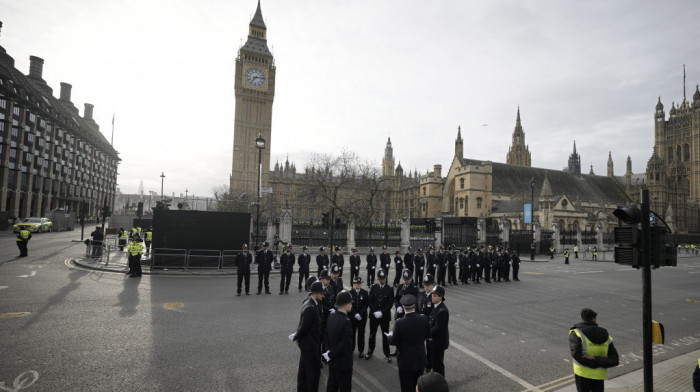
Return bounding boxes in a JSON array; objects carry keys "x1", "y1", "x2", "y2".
[{"x1": 245, "y1": 67, "x2": 266, "y2": 87}]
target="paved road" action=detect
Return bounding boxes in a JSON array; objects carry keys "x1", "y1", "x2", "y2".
[{"x1": 1, "y1": 231, "x2": 699, "y2": 391}]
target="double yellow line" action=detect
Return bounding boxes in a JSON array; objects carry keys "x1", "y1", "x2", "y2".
[{"x1": 521, "y1": 374, "x2": 575, "y2": 392}]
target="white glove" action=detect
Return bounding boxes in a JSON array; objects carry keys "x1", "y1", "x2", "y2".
[
  {"x1": 355, "y1": 266, "x2": 359, "y2": 270},
  {"x1": 372, "y1": 266, "x2": 376, "y2": 270},
  {"x1": 330, "y1": 308, "x2": 336, "y2": 314},
  {"x1": 509, "y1": 261, "x2": 512, "y2": 265},
  {"x1": 477, "y1": 264, "x2": 480, "y2": 267},
  {"x1": 288, "y1": 333, "x2": 296, "y2": 341},
  {"x1": 420, "y1": 267, "x2": 424, "y2": 270},
  {"x1": 373, "y1": 311, "x2": 383, "y2": 319},
  {"x1": 396, "y1": 307, "x2": 403, "y2": 314},
  {"x1": 323, "y1": 266, "x2": 328, "y2": 270},
  {"x1": 354, "y1": 313, "x2": 362, "y2": 321},
  {"x1": 322, "y1": 351, "x2": 331, "y2": 362},
  {"x1": 433, "y1": 264, "x2": 437, "y2": 269},
  {"x1": 384, "y1": 331, "x2": 393, "y2": 339}
]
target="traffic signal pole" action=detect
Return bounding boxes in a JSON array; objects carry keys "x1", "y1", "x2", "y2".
[{"x1": 641, "y1": 189, "x2": 653, "y2": 392}]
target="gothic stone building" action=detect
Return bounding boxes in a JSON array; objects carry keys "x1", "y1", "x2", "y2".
[{"x1": 0, "y1": 22, "x2": 119, "y2": 219}]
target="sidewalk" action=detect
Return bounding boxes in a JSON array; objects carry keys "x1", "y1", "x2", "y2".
[
  {"x1": 554, "y1": 348, "x2": 700, "y2": 392},
  {"x1": 72, "y1": 248, "x2": 237, "y2": 275}
]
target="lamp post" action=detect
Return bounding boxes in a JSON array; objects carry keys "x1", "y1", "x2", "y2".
[
  {"x1": 160, "y1": 172, "x2": 165, "y2": 200},
  {"x1": 530, "y1": 177, "x2": 535, "y2": 261},
  {"x1": 185, "y1": 188, "x2": 188, "y2": 203},
  {"x1": 255, "y1": 134, "x2": 265, "y2": 251}
]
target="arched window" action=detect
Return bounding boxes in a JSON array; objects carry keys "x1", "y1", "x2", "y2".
[
  {"x1": 668, "y1": 147, "x2": 674, "y2": 163},
  {"x1": 460, "y1": 178, "x2": 465, "y2": 189},
  {"x1": 459, "y1": 198, "x2": 464, "y2": 209},
  {"x1": 684, "y1": 144, "x2": 690, "y2": 162},
  {"x1": 676, "y1": 146, "x2": 682, "y2": 162},
  {"x1": 422, "y1": 187, "x2": 426, "y2": 196}
]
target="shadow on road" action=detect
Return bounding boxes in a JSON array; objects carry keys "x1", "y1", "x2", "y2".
[{"x1": 22, "y1": 268, "x2": 82, "y2": 328}]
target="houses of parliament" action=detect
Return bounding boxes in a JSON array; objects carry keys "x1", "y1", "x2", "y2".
[{"x1": 229, "y1": 2, "x2": 700, "y2": 234}]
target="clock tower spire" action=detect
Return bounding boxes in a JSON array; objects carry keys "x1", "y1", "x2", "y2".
[{"x1": 230, "y1": 1, "x2": 276, "y2": 197}]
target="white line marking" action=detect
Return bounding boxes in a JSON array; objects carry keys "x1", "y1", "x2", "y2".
[
  {"x1": 574, "y1": 271, "x2": 603, "y2": 274},
  {"x1": 17, "y1": 271, "x2": 37, "y2": 278},
  {"x1": 0, "y1": 286, "x2": 8, "y2": 290},
  {"x1": 450, "y1": 340, "x2": 538, "y2": 391},
  {"x1": 353, "y1": 363, "x2": 390, "y2": 392}
]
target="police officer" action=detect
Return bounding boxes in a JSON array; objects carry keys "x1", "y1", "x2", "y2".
[
  {"x1": 297, "y1": 245, "x2": 311, "y2": 292},
  {"x1": 350, "y1": 277, "x2": 369, "y2": 358},
  {"x1": 393, "y1": 250, "x2": 404, "y2": 287},
  {"x1": 429, "y1": 285, "x2": 450, "y2": 377},
  {"x1": 324, "y1": 291, "x2": 354, "y2": 392},
  {"x1": 319, "y1": 270, "x2": 337, "y2": 353},
  {"x1": 16, "y1": 227, "x2": 32, "y2": 257},
  {"x1": 388, "y1": 294, "x2": 431, "y2": 392},
  {"x1": 404, "y1": 246, "x2": 415, "y2": 278},
  {"x1": 292, "y1": 281, "x2": 324, "y2": 392},
  {"x1": 574, "y1": 245, "x2": 579, "y2": 259},
  {"x1": 549, "y1": 246, "x2": 555, "y2": 259},
  {"x1": 511, "y1": 251, "x2": 521, "y2": 281},
  {"x1": 569, "y1": 308, "x2": 619, "y2": 391},
  {"x1": 235, "y1": 244, "x2": 252, "y2": 296},
  {"x1": 592, "y1": 246, "x2": 598, "y2": 261},
  {"x1": 446, "y1": 245, "x2": 458, "y2": 286},
  {"x1": 564, "y1": 248, "x2": 570, "y2": 264},
  {"x1": 316, "y1": 246, "x2": 330, "y2": 277},
  {"x1": 436, "y1": 245, "x2": 447, "y2": 286},
  {"x1": 143, "y1": 227, "x2": 153, "y2": 254},
  {"x1": 330, "y1": 264, "x2": 344, "y2": 292},
  {"x1": 393, "y1": 269, "x2": 419, "y2": 357},
  {"x1": 417, "y1": 274, "x2": 436, "y2": 319},
  {"x1": 367, "y1": 269, "x2": 394, "y2": 362},
  {"x1": 458, "y1": 248, "x2": 469, "y2": 285},
  {"x1": 366, "y1": 247, "x2": 377, "y2": 284},
  {"x1": 414, "y1": 248, "x2": 425, "y2": 287},
  {"x1": 126, "y1": 233, "x2": 144, "y2": 277},
  {"x1": 502, "y1": 249, "x2": 511, "y2": 282},
  {"x1": 380, "y1": 245, "x2": 392, "y2": 274},
  {"x1": 279, "y1": 244, "x2": 295, "y2": 294},
  {"x1": 472, "y1": 247, "x2": 482, "y2": 284},
  {"x1": 118, "y1": 227, "x2": 128, "y2": 251},
  {"x1": 349, "y1": 248, "x2": 361, "y2": 283},
  {"x1": 426, "y1": 245, "x2": 437, "y2": 277},
  {"x1": 256, "y1": 241, "x2": 273, "y2": 295},
  {"x1": 332, "y1": 246, "x2": 345, "y2": 277},
  {"x1": 483, "y1": 247, "x2": 492, "y2": 283}
]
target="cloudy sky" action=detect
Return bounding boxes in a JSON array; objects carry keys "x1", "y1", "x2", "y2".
[{"x1": 1, "y1": 0, "x2": 698, "y2": 197}]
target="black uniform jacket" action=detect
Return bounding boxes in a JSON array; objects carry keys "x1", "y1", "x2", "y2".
[
  {"x1": 324, "y1": 312, "x2": 353, "y2": 370},
  {"x1": 369, "y1": 283, "x2": 394, "y2": 317},
  {"x1": 331, "y1": 277, "x2": 344, "y2": 293},
  {"x1": 366, "y1": 253, "x2": 377, "y2": 270},
  {"x1": 404, "y1": 252, "x2": 414, "y2": 272},
  {"x1": 256, "y1": 249, "x2": 274, "y2": 273},
  {"x1": 429, "y1": 302, "x2": 450, "y2": 350},
  {"x1": 437, "y1": 251, "x2": 446, "y2": 267},
  {"x1": 447, "y1": 252, "x2": 457, "y2": 267},
  {"x1": 295, "y1": 296, "x2": 322, "y2": 353},
  {"x1": 380, "y1": 252, "x2": 392, "y2": 271},
  {"x1": 235, "y1": 251, "x2": 252, "y2": 274},
  {"x1": 350, "y1": 288, "x2": 369, "y2": 319},
  {"x1": 332, "y1": 253, "x2": 344, "y2": 268},
  {"x1": 297, "y1": 253, "x2": 311, "y2": 271},
  {"x1": 280, "y1": 252, "x2": 295, "y2": 273},
  {"x1": 568, "y1": 321, "x2": 619, "y2": 369},
  {"x1": 349, "y1": 254, "x2": 362, "y2": 272},
  {"x1": 414, "y1": 254, "x2": 425, "y2": 271},
  {"x1": 316, "y1": 253, "x2": 330, "y2": 270},
  {"x1": 427, "y1": 252, "x2": 437, "y2": 269},
  {"x1": 417, "y1": 291, "x2": 433, "y2": 317},
  {"x1": 389, "y1": 312, "x2": 430, "y2": 371},
  {"x1": 394, "y1": 283, "x2": 419, "y2": 309}
]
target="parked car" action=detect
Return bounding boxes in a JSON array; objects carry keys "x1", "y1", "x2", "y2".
[{"x1": 13, "y1": 217, "x2": 53, "y2": 233}]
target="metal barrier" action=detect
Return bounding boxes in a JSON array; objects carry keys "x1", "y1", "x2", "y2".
[
  {"x1": 85, "y1": 240, "x2": 105, "y2": 261},
  {"x1": 221, "y1": 250, "x2": 241, "y2": 269},
  {"x1": 186, "y1": 249, "x2": 222, "y2": 269},
  {"x1": 151, "y1": 248, "x2": 187, "y2": 270}
]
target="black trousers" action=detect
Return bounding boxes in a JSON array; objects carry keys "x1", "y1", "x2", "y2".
[
  {"x1": 415, "y1": 268, "x2": 424, "y2": 286},
  {"x1": 118, "y1": 239, "x2": 126, "y2": 251},
  {"x1": 483, "y1": 265, "x2": 491, "y2": 282},
  {"x1": 399, "y1": 369, "x2": 423, "y2": 392},
  {"x1": 145, "y1": 241, "x2": 151, "y2": 252},
  {"x1": 349, "y1": 265, "x2": 359, "y2": 282},
  {"x1": 326, "y1": 367, "x2": 352, "y2": 392},
  {"x1": 298, "y1": 268, "x2": 309, "y2": 290},
  {"x1": 447, "y1": 265, "x2": 457, "y2": 284},
  {"x1": 512, "y1": 265, "x2": 519, "y2": 281},
  {"x1": 258, "y1": 271, "x2": 270, "y2": 292},
  {"x1": 565, "y1": 256, "x2": 569, "y2": 264},
  {"x1": 368, "y1": 315, "x2": 390, "y2": 356},
  {"x1": 503, "y1": 265, "x2": 511, "y2": 281},
  {"x1": 297, "y1": 349, "x2": 320, "y2": 392},
  {"x1": 366, "y1": 268, "x2": 375, "y2": 285},
  {"x1": 428, "y1": 264, "x2": 436, "y2": 277},
  {"x1": 432, "y1": 346, "x2": 445, "y2": 376},
  {"x1": 394, "y1": 266, "x2": 403, "y2": 286},
  {"x1": 128, "y1": 254, "x2": 142, "y2": 276},
  {"x1": 437, "y1": 266, "x2": 446, "y2": 285},
  {"x1": 237, "y1": 271, "x2": 250, "y2": 294},
  {"x1": 426, "y1": 341, "x2": 433, "y2": 372},
  {"x1": 17, "y1": 241, "x2": 28, "y2": 257},
  {"x1": 280, "y1": 270, "x2": 292, "y2": 292},
  {"x1": 472, "y1": 266, "x2": 480, "y2": 283},
  {"x1": 352, "y1": 317, "x2": 366, "y2": 353},
  {"x1": 492, "y1": 265, "x2": 499, "y2": 281},
  {"x1": 574, "y1": 374, "x2": 604, "y2": 392},
  {"x1": 575, "y1": 251, "x2": 579, "y2": 258}
]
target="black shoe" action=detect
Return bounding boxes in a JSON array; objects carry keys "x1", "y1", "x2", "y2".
[
  {"x1": 246, "y1": 293, "x2": 250, "y2": 295},
  {"x1": 285, "y1": 290, "x2": 289, "y2": 294},
  {"x1": 237, "y1": 293, "x2": 241, "y2": 296},
  {"x1": 358, "y1": 352, "x2": 364, "y2": 359},
  {"x1": 256, "y1": 291, "x2": 261, "y2": 295},
  {"x1": 385, "y1": 356, "x2": 392, "y2": 363},
  {"x1": 279, "y1": 292, "x2": 284, "y2": 295},
  {"x1": 266, "y1": 291, "x2": 271, "y2": 294},
  {"x1": 365, "y1": 352, "x2": 373, "y2": 360},
  {"x1": 298, "y1": 287, "x2": 302, "y2": 292},
  {"x1": 129, "y1": 275, "x2": 136, "y2": 277}
]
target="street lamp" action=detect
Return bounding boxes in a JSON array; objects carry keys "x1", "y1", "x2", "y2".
[
  {"x1": 255, "y1": 134, "x2": 265, "y2": 251},
  {"x1": 160, "y1": 172, "x2": 166, "y2": 200},
  {"x1": 185, "y1": 188, "x2": 188, "y2": 203},
  {"x1": 530, "y1": 177, "x2": 536, "y2": 261}
]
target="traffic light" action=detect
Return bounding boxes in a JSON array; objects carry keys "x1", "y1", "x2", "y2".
[
  {"x1": 101, "y1": 204, "x2": 112, "y2": 218},
  {"x1": 613, "y1": 206, "x2": 642, "y2": 224},
  {"x1": 614, "y1": 226, "x2": 640, "y2": 268},
  {"x1": 137, "y1": 202, "x2": 144, "y2": 217}
]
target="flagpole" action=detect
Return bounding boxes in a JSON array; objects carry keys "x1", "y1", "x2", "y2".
[{"x1": 111, "y1": 112, "x2": 115, "y2": 146}]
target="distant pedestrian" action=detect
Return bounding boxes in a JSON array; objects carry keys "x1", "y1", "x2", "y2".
[
  {"x1": 349, "y1": 277, "x2": 369, "y2": 358},
  {"x1": 592, "y1": 247, "x2": 598, "y2": 261},
  {"x1": 428, "y1": 285, "x2": 449, "y2": 377},
  {"x1": 126, "y1": 233, "x2": 144, "y2": 277},
  {"x1": 324, "y1": 290, "x2": 354, "y2": 392},
  {"x1": 417, "y1": 372, "x2": 449, "y2": 392},
  {"x1": 143, "y1": 227, "x2": 153, "y2": 254},
  {"x1": 291, "y1": 281, "x2": 324, "y2": 392},
  {"x1": 279, "y1": 244, "x2": 295, "y2": 295},
  {"x1": 549, "y1": 246, "x2": 555, "y2": 259},
  {"x1": 256, "y1": 241, "x2": 273, "y2": 295},
  {"x1": 90, "y1": 226, "x2": 104, "y2": 257},
  {"x1": 388, "y1": 294, "x2": 430, "y2": 392},
  {"x1": 564, "y1": 248, "x2": 570, "y2": 264},
  {"x1": 118, "y1": 227, "x2": 128, "y2": 251},
  {"x1": 235, "y1": 244, "x2": 252, "y2": 296},
  {"x1": 569, "y1": 308, "x2": 619, "y2": 392},
  {"x1": 16, "y1": 227, "x2": 32, "y2": 257},
  {"x1": 297, "y1": 246, "x2": 311, "y2": 292},
  {"x1": 574, "y1": 245, "x2": 579, "y2": 259}
]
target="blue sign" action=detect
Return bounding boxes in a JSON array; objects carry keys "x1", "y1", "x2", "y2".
[
  {"x1": 524, "y1": 204, "x2": 532, "y2": 223},
  {"x1": 650, "y1": 212, "x2": 655, "y2": 227}
]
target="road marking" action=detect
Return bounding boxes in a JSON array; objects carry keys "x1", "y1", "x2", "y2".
[
  {"x1": 686, "y1": 298, "x2": 700, "y2": 304},
  {"x1": 522, "y1": 272, "x2": 544, "y2": 275},
  {"x1": 574, "y1": 270, "x2": 603, "y2": 274},
  {"x1": 17, "y1": 271, "x2": 37, "y2": 278},
  {"x1": 163, "y1": 302, "x2": 184, "y2": 311},
  {"x1": 0, "y1": 370, "x2": 39, "y2": 391},
  {"x1": 352, "y1": 362, "x2": 390, "y2": 392},
  {"x1": 0, "y1": 312, "x2": 31, "y2": 319},
  {"x1": 449, "y1": 340, "x2": 538, "y2": 391},
  {"x1": 521, "y1": 374, "x2": 574, "y2": 392},
  {"x1": 0, "y1": 286, "x2": 8, "y2": 290}
]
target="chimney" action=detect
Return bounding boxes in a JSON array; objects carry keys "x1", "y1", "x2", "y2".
[
  {"x1": 84, "y1": 103, "x2": 94, "y2": 120},
  {"x1": 28, "y1": 56, "x2": 44, "y2": 80},
  {"x1": 59, "y1": 82, "x2": 72, "y2": 102},
  {"x1": 434, "y1": 164, "x2": 442, "y2": 178}
]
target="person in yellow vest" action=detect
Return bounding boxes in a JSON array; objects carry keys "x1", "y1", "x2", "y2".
[
  {"x1": 16, "y1": 228, "x2": 32, "y2": 257},
  {"x1": 574, "y1": 245, "x2": 579, "y2": 259},
  {"x1": 144, "y1": 227, "x2": 153, "y2": 255},
  {"x1": 569, "y1": 308, "x2": 619, "y2": 392},
  {"x1": 592, "y1": 247, "x2": 597, "y2": 261},
  {"x1": 118, "y1": 227, "x2": 128, "y2": 251},
  {"x1": 564, "y1": 248, "x2": 570, "y2": 264},
  {"x1": 126, "y1": 233, "x2": 144, "y2": 277},
  {"x1": 693, "y1": 357, "x2": 699, "y2": 391}
]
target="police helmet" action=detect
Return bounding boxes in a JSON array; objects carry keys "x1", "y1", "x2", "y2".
[
  {"x1": 353, "y1": 277, "x2": 363, "y2": 284},
  {"x1": 331, "y1": 264, "x2": 340, "y2": 274},
  {"x1": 319, "y1": 270, "x2": 331, "y2": 280},
  {"x1": 262, "y1": 241, "x2": 270, "y2": 248},
  {"x1": 377, "y1": 269, "x2": 387, "y2": 280},
  {"x1": 402, "y1": 269, "x2": 412, "y2": 280},
  {"x1": 242, "y1": 243, "x2": 248, "y2": 250},
  {"x1": 319, "y1": 246, "x2": 325, "y2": 252},
  {"x1": 310, "y1": 281, "x2": 324, "y2": 294},
  {"x1": 423, "y1": 274, "x2": 435, "y2": 285}
]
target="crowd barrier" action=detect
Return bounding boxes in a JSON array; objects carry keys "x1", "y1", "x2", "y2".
[
  {"x1": 187, "y1": 249, "x2": 221, "y2": 269},
  {"x1": 150, "y1": 249, "x2": 245, "y2": 271},
  {"x1": 151, "y1": 248, "x2": 187, "y2": 270}
]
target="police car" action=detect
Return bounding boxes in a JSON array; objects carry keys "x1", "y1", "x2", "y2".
[{"x1": 13, "y1": 217, "x2": 53, "y2": 233}]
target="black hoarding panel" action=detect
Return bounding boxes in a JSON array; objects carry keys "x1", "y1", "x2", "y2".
[{"x1": 153, "y1": 210, "x2": 250, "y2": 251}]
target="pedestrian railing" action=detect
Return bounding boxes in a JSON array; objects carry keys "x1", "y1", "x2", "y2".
[
  {"x1": 186, "y1": 249, "x2": 221, "y2": 269},
  {"x1": 151, "y1": 248, "x2": 187, "y2": 270},
  {"x1": 85, "y1": 240, "x2": 105, "y2": 262},
  {"x1": 221, "y1": 250, "x2": 240, "y2": 269}
]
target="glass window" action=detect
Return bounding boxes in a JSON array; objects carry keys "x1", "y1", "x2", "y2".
[
  {"x1": 477, "y1": 197, "x2": 482, "y2": 209},
  {"x1": 460, "y1": 178, "x2": 464, "y2": 189}
]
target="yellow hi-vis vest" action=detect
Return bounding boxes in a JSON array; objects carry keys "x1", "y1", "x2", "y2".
[
  {"x1": 570, "y1": 329, "x2": 612, "y2": 380},
  {"x1": 145, "y1": 231, "x2": 152, "y2": 241},
  {"x1": 16, "y1": 229, "x2": 30, "y2": 241},
  {"x1": 120, "y1": 230, "x2": 128, "y2": 240},
  {"x1": 126, "y1": 241, "x2": 144, "y2": 256}
]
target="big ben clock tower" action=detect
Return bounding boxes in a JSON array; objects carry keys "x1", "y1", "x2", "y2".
[{"x1": 230, "y1": 0, "x2": 276, "y2": 197}]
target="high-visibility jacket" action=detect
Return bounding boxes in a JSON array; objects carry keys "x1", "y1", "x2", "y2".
[
  {"x1": 592, "y1": 248, "x2": 598, "y2": 255},
  {"x1": 144, "y1": 231, "x2": 152, "y2": 241},
  {"x1": 119, "y1": 230, "x2": 128, "y2": 240},
  {"x1": 570, "y1": 329, "x2": 612, "y2": 380},
  {"x1": 574, "y1": 246, "x2": 579, "y2": 252},
  {"x1": 133, "y1": 227, "x2": 142, "y2": 236},
  {"x1": 16, "y1": 229, "x2": 31, "y2": 242},
  {"x1": 126, "y1": 241, "x2": 144, "y2": 256},
  {"x1": 564, "y1": 250, "x2": 569, "y2": 258}
]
